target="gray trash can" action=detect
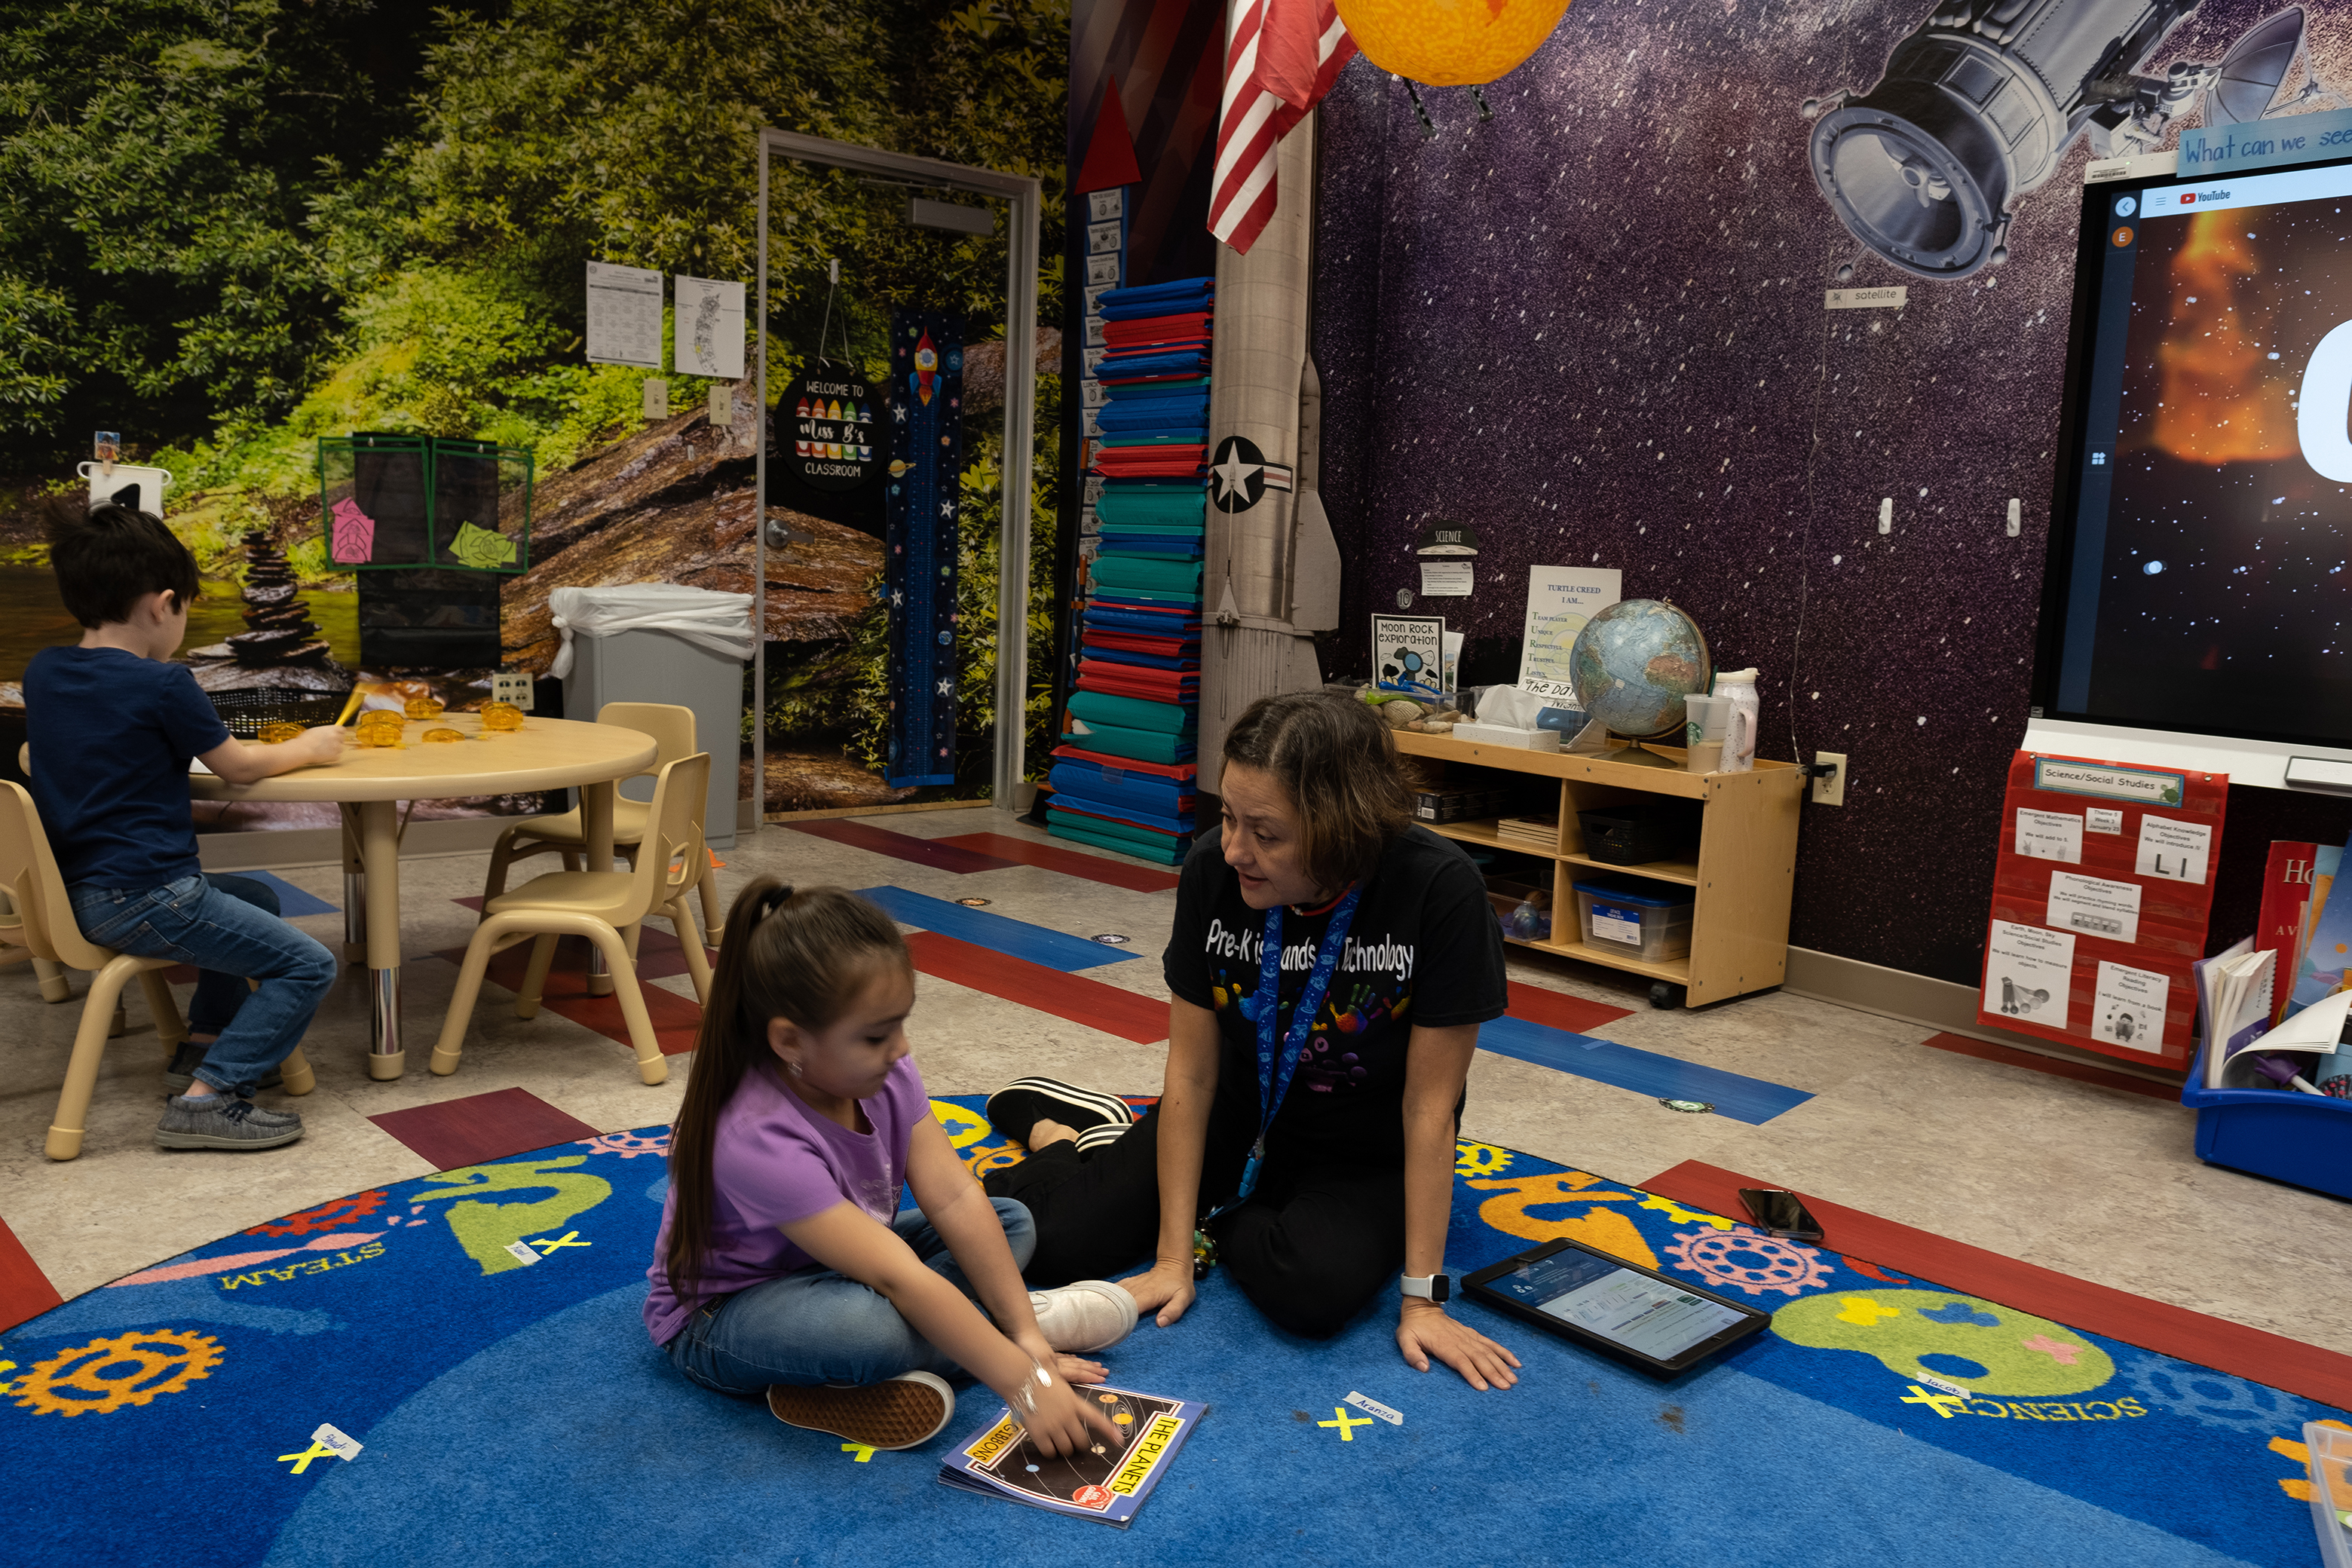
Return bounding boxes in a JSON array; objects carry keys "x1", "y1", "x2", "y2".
[{"x1": 551, "y1": 586, "x2": 753, "y2": 848}]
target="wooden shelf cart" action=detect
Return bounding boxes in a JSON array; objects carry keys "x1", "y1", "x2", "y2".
[{"x1": 1391, "y1": 732, "x2": 1802, "y2": 1008}]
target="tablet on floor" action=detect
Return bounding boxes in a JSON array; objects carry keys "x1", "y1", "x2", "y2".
[{"x1": 1461, "y1": 1237, "x2": 1769, "y2": 1377}]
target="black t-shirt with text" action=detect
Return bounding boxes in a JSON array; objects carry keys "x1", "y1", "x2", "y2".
[{"x1": 1163, "y1": 824, "x2": 1508, "y2": 1170}]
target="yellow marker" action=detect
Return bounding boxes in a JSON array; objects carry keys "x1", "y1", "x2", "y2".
[
  {"x1": 1317, "y1": 1407, "x2": 1373, "y2": 1441},
  {"x1": 277, "y1": 1440, "x2": 339, "y2": 1474},
  {"x1": 332, "y1": 690, "x2": 364, "y2": 727}
]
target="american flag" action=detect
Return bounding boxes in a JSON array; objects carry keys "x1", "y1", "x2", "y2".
[{"x1": 1208, "y1": 0, "x2": 1355, "y2": 254}]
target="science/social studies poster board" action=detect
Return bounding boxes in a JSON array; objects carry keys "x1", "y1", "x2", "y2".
[
  {"x1": 1517, "y1": 566, "x2": 1622, "y2": 703},
  {"x1": 1977, "y1": 752, "x2": 2228, "y2": 1066}
]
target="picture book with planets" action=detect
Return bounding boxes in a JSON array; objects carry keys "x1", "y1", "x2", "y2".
[{"x1": 936, "y1": 1384, "x2": 1207, "y2": 1527}]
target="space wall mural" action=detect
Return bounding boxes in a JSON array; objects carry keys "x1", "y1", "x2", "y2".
[{"x1": 1310, "y1": 0, "x2": 2352, "y2": 985}]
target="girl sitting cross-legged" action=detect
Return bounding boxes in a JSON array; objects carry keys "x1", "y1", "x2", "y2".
[{"x1": 647, "y1": 879, "x2": 1135, "y2": 1455}]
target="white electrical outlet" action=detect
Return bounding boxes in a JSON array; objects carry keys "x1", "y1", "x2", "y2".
[
  {"x1": 492, "y1": 672, "x2": 535, "y2": 711},
  {"x1": 1812, "y1": 751, "x2": 1848, "y2": 807}
]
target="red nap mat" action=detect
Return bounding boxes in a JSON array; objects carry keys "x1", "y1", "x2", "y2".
[{"x1": 1082, "y1": 632, "x2": 1202, "y2": 657}]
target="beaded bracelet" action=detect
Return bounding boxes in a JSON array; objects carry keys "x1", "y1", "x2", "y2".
[{"x1": 1005, "y1": 1358, "x2": 1055, "y2": 1426}]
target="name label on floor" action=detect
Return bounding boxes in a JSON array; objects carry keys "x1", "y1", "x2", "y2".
[
  {"x1": 1345, "y1": 1391, "x2": 1403, "y2": 1426},
  {"x1": 1916, "y1": 1373, "x2": 1973, "y2": 1401},
  {"x1": 311, "y1": 1423, "x2": 364, "y2": 1461},
  {"x1": 505, "y1": 1241, "x2": 541, "y2": 1265}
]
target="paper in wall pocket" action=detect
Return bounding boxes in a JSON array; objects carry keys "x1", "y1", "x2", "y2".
[
  {"x1": 329, "y1": 497, "x2": 376, "y2": 563},
  {"x1": 449, "y1": 520, "x2": 518, "y2": 569}
]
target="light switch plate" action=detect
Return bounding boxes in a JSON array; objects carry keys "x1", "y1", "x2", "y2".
[{"x1": 492, "y1": 672, "x2": 535, "y2": 711}]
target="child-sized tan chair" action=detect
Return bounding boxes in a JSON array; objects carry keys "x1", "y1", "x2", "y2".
[
  {"x1": 433, "y1": 752, "x2": 713, "y2": 1086},
  {"x1": 0, "y1": 781, "x2": 316, "y2": 1160},
  {"x1": 479, "y1": 701, "x2": 721, "y2": 947}
]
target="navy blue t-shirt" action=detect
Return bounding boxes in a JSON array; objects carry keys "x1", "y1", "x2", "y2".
[{"x1": 25, "y1": 647, "x2": 229, "y2": 888}]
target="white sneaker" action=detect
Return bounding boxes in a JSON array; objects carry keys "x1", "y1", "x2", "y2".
[{"x1": 1028, "y1": 1280, "x2": 1139, "y2": 1353}]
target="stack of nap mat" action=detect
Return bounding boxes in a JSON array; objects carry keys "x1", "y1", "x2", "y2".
[{"x1": 1056, "y1": 276, "x2": 1211, "y2": 865}]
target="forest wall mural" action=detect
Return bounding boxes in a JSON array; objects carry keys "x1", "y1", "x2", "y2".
[{"x1": 0, "y1": 0, "x2": 1069, "y2": 822}]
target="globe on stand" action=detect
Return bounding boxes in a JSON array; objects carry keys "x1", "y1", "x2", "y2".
[{"x1": 1567, "y1": 600, "x2": 1713, "y2": 769}]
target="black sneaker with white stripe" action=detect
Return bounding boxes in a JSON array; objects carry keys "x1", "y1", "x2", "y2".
[{"x1": 985, "y1": 1077, "x2": 1133, "y2": 1148}]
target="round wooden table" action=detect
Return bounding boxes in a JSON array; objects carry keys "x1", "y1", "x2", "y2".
[{"x1": 188, "y1": 713, "x2": 658, "y2": 1079}]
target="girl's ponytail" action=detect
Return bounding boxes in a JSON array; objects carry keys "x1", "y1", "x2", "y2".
[{"x1": 662, "y1": 877, "x2": 910, "y2": 1308}]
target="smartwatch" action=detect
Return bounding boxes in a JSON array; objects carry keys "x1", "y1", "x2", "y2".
[{"x1": 1401, "y1": 1272, "x2": 1451, "y2": 1303}]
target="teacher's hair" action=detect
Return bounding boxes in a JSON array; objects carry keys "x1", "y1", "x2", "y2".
[
  {"x1": 662, "y1": 878, "x2": 910, "y2": 1309},
  {"x1": 1223, "y1": 691, "x2": 1414, "y2": 891}
]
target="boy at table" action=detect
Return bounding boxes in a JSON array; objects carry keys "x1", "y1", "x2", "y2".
[{"x1": 25, "y1": 502, "x2": 345, "y2": 1151}]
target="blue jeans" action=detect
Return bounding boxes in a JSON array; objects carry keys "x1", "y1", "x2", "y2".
[
  {"x1": 68, "y1": 872, "x2": 337, "y2": 1095},
  {"x1": 665, "y1": 1198, "x2": 1036, "y2": 1397}
]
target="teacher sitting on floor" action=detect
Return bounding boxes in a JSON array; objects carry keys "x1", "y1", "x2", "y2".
[{"x1": 982, "y1": 689, "x2": 1521, "y2": 1389}]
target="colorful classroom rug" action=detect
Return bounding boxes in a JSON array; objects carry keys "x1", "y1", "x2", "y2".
[{"x1": 2, "y1": 1101, "x2": 2341, "y2": 1568}]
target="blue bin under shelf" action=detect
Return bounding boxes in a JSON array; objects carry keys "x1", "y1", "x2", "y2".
[{"x1": 2180, "y1": 1039, "x2": 2352, "y2": 1201}]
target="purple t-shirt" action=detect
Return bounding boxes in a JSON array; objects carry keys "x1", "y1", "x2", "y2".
[{"x1": 643, "y1": 1055, "x2": 930, "y2": 1345}]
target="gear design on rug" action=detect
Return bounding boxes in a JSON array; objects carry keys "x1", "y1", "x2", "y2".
[
  {"x1": 966, "y1": 1143, "x2": 1026, "y2": 1176},
  {"x1": 1453, "y1": 1141, "x2": 1512, "y2": 1178},
  {"x1": 12, "y1": 1328, "x2": 222, "y2": 1416},
  {"x1": 245, "y1": 1190, "x2": 389, "y2": 1237},
  {"x1": 2121, "y1": 1354, "x2": 2306, "y2": 1432},
  {"x1": 1662, "y1": 1226, "x2": 1832, "y2": 1297},
  {"x1": 576, "y1": 1130, "x2": 671, "y2": 1159}
]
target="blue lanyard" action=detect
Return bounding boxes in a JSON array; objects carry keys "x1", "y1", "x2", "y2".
[{"x1": 1215, "y1": 883, "x2": 1362, "y2": 1216}]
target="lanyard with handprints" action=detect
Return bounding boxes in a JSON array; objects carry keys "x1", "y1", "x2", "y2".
[{"x1": 1206, "y1": 883, "x2": 1364, "y2": 1222}]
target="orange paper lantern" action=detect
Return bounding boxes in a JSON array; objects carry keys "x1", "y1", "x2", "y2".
[{"x1": 1334, "y1": 0, "x2": 1572, "y2": 87}]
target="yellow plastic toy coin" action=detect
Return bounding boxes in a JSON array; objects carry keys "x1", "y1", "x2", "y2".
[
  {"x1": 1333, "y1": 0, "x2": 1573, "y2": 86},
  {"x1": 404, "y1": 695, "x2": 445, "y2": 721},
  {"x1": 357, "y1": 709, "x2": 403, "y2": 730},
  {"x1": 256, "y1": 721, "x2": 303, "y2": 744},
  {"x1": 357, "y1": 724, "x2": 403, "y2": 748},
  {"x1": 421, "y1": 727, "x2": 466, "y2": 743},
  {"x1": 479, "y1": 701, "x2": 524, "y2": 732}
]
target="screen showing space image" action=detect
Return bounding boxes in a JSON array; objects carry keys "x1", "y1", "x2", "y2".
[{"x1": 2053, "y1": 161, "x2": 2352, "y2": 749}]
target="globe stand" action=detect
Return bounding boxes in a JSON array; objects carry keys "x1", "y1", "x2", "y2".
[{"x1": 1609, "y1": 739, "x2": 1678, "y2": 769}]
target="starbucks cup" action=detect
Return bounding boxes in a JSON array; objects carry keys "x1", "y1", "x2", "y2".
[{"x1": 1682, "y1": 695, "x2": 1730, "y2": 773}]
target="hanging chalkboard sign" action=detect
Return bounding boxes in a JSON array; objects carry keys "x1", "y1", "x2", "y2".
[{"x1": 782, "y1": 363, "x2": 880, "y2": 493}]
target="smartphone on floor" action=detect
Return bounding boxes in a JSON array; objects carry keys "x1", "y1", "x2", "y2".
[{"x1": 1738, "y1": 1187, "x2": 1824, "y2": 1242}]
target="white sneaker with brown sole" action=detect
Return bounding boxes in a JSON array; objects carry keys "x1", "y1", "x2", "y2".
[{"x1": 766, "y1": 1370, "x2": 954, "y2": 1450}]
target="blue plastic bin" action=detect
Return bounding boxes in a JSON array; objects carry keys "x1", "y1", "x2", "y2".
[{"x1": 2179, "y1": 1039, "x2": 2352, "y2": 1201}]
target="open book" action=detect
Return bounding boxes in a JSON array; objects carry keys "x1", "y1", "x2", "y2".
[
  {"x1": 2196, "y1": 940, "x2": 2277, "y2": 1089},
  {"x1": 936, "y1": 1384, "x2": 1205, "y2": 1528}
]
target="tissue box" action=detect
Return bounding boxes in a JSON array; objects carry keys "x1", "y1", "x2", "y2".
[{"x1": 1453, "y1": 722, "x2": 1560, "y2": 752}]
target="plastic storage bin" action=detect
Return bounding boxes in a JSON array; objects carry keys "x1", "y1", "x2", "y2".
[
  {"x1": 1576, "y1": 799, "x2": 1701, "y2": 865},
  {"x1": 2179, "y1": 1040, "x2": 2352, "y2": 1201},
  {"x1": 2304, "y1": 1421, "x2": 2352, "y2": 1568},
  {"x1": 1572, "y1": 877, "x2": 1692, "y2": 962}
]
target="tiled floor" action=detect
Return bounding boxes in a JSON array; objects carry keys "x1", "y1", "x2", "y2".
[{"x1": 5, "y1": 806, "x2": 2348, "y2": 1359}]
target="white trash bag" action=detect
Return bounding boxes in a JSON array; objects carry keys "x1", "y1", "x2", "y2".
[{"x1": 549, "y1": 585, "x2": 755, "y2": 680}]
